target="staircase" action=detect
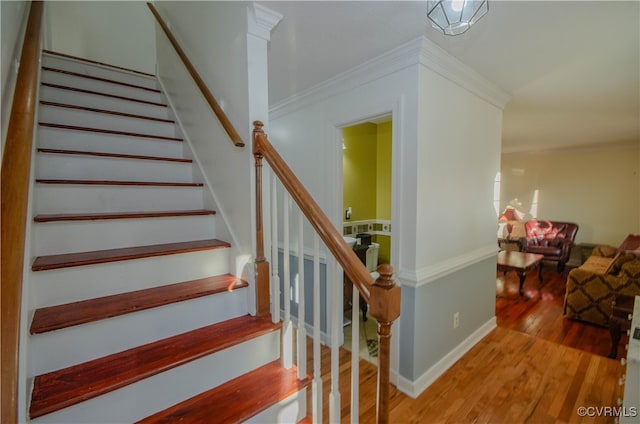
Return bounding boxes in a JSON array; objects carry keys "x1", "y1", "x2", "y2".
[{"x1": 26, "y1": 50, "x2": 309, "y2": 423}]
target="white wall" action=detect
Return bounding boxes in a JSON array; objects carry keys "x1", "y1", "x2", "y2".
[
  {"x1": 45, "y1": 1, "x2": 155, "y2": 74},
  {"x1": 1, "y1": 0, "x2": 30, "y2": 161},
  {"x1": 153, "y1": 2, "x2": 275, "y2": 275},
  {"x1": 501, "y1": 144, "x2": 640, "y2": 246},
  {"x1": 270, "y1": 36, "x2": 508, "y2": 397}
]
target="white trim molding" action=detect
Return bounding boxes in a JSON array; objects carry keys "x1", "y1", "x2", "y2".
[
  {"x1": 270, "y1": 35, "x2": 511, "y2": 119},
  {"x1": 247, "y1": 3, "x2": 283, "y2": 41},
  {"x1": 396, "y1": 317, "x2": 497, "y2": 399},
  {"x1": 396, "y1": 243, "x2": 498, "y2": 288},
  {"x1": 418, "y1": 37, "x2": 511, "y2": 109},
  {"x1": 270, "y1": 37, "x2": 424, "y2": 120}
]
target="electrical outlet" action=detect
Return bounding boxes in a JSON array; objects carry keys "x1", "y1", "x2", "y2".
[{"x1": 453, "y1": 312, "x2": 460, "y2": 329}]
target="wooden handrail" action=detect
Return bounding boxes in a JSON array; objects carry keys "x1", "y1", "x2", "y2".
[
  {"x1": 252, "y1": 122, "x2": 373, "y2": 302},
  {"x1": 146, "y1": 2, "x2": 245, "y2": 148},
  {"x1": 1, "y1": 1, "x2": 44, "y2": 422},
  {"x1": 252, "y1": 121, "x2": 401, "y2": 423}
]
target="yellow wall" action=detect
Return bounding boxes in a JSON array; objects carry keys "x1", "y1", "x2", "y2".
[
  {"x1": 343, "y1": 123, "x2": 377, "y2": 221},
  {"x1": 343, "y1": 121, "x2": 392, "y2": 265}
]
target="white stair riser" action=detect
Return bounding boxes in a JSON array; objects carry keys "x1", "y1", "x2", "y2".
[
  {"x1": 33, "y1": 215, "x2": 217, "y2": 256},
  {"x1": 30, "y1": 289, "x2": 249, "y2": 375},
  {"x1": 42, "y1": 54, "x2": 158, "y2": 90},
  {"x1": 40, "y1": 85, "x2": 169, "y2": 119},
  {"x1": 34, "y1": 184, "x2": 204, "y2": 214},
  {"x1": 247, "y1": 390, "x2": 308, "y2": 424},
  {"x1": 36, "y1": 153, "x2": 195, "y2": 184},
  {"x1": 30, "y1": 248, "x2": 231, "y2": 307},
  {"x1": 42, "y1": 69, "x2": 163, "y2": 104},
  {"x1": 38, "y1": 126, "x2": 184, "y2": 158},
  {"x1": 30, "y1": 331, "x2": 280, "y2": 424},
  {"x1": 39, "y1": 104, "x2": 177, "y2": 138}
]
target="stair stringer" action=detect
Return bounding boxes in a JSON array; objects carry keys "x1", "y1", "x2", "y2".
[{"x1": 156, "y1": 76, "x2": 257, "y2": 315}]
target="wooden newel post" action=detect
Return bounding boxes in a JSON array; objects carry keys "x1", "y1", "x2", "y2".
[
  {"x1": 253, "y1": 121, "x2": 270, "y2": 316},
  {"x1": 368, "y1": 264, "x2": 401, "y2": 424}
]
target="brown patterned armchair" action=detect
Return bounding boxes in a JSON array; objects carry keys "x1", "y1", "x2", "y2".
[
  {"x1": 564, "y1": 234, "x2": 640, "y2": 327},
  {"x1": 520, "y1": 220, "x2": 579, "y2": 272}
]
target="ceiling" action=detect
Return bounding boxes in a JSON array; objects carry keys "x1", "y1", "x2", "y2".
[{"x1": 263, "y1": 1, "x2": 640, "y2": 153}]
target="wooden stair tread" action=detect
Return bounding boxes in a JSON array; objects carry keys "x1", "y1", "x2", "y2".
[
  {"x1": 40, "y1": 101, "x2": 175, "y2": 123},
  {"x1": 39, "y1": 122, "x2": 183, "y2": 142},
  {"x1": 37, "y1": 148, "x2": 192, "y2": 163},
  {"x1": 42, "y1": 66, "x2": 161, "y2": 93},
  {"x1": 43, "y1": 50, "x2": 156, "y2": 77},
  {"x1": 136, "y1": 361, "x2": 311, "y2": 424},
  {"x1": 29, "y1": 315, "x2": 280, "y2": 419},
  {"x1": 32, "y1": 239, "x2": 230, "y2": 271},
  {"x1": 42, "y1": 83, "x2": 168, "y2": 107},
  {"x1": 36, "y1": 179, "x2": 202, "y2": 187},
  {"x1": 30, "y1": 274, "x2": 248, "y2": 334},
  {"x1": 34, "y1": 209, "x2": 215, "y2": 222}
]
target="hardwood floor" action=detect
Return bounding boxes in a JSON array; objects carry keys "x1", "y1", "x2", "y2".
[
  {"x1": 497, "y1": 263, "x2": 628, "y2": 359},
  {"x1": 311, "y1": 264, "x2": 626, "y2": 423}
]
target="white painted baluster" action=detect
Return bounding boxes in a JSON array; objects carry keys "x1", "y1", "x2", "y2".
[
  {"x1": 312, "y1": 234, "x2": 322, "y2": 424},
  {"x1": 271, "y1": 175, "x2": 280, "y2": 323},
  {"x1": 297, "y1": 212, "x2": 307, "y2": 379},
  {"x1": 282, "y1": 191, "x2": 293, "y2": 369},
  {"x1": 351, "y1": 277, "x2": 359, "y2": 422},
  {"x1": 329, "y1": 261, "x2": 341, "y2": 423}
]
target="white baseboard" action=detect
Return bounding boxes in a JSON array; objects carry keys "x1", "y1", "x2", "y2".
[{"x1": 395, "y1": 316, "x2": 497, "y2": 398}]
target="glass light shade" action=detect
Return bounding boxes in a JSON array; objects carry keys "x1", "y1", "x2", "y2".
[{"x1": 427, "y1": 0, "x2": 489, "y2": 36}]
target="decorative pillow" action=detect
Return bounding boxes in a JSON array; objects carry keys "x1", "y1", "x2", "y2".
[
  {"x1": 619, "y1": 258, "x2": 640, "y2": 280},
  {"x1": 607, "y1": 252, "x2": 640, "y2": 275}
]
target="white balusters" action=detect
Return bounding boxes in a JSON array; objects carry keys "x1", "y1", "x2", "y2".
[
  {"x1": 351, "y1": 278, "x2": 360, "y2": 422},
  {"x1": 329, "y1": 262, "x2": 341, "y2": 423},
  {"x1": 312, "y1": 234, "x2": 322, "y2": 423},
  {"x1": 282, "y1": 191, "x2": 293, "y2": 369},
  {"x1": 297, "y1": 211, "x2": 307, "y2": 379},
  {"x1": 271, "y1": 175, "x2": 280, "y2": 323}
]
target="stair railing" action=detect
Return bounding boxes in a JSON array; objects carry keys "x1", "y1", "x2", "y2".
[
  {"x1": 1, "y1": 1, "x2": 44, "y2": 422},
  {"x1": 148, "y1": 4, "x2": 401, "y2": 420},
  {"x1": 253, "y1": 121, "x2": 401, "y2": 423}
]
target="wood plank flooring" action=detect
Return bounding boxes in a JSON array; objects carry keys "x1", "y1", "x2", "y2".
[{"x1": 310, "y1": 264, "x2": 626, "y2": 423}]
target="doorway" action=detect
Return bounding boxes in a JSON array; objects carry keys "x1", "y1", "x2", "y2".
[{"x1": 341, "y1": 116, "x2": 392, "y2": 364}]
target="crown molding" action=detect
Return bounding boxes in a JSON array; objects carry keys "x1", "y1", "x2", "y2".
[
  {"x1": 418, "y1": 37, "x2": 511, "y2": 110},
  {"x1": 502, "y1": 139, "x2": 640, "y2": 155},
  {"x1": 270, "y1": 37, "x2": 424, "y2": 120},
  {"x1": 247, "y1": 3, "x2": 282, "y2": 41}
]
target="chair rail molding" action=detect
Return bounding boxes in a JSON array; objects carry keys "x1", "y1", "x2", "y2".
[{"x1": 396, "y1": 243, "x2": 498, "y2": 288}]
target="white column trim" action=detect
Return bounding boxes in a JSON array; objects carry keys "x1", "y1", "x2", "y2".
[{"x1": 247, "y1": 3, "x2": 283, "y2": 41}]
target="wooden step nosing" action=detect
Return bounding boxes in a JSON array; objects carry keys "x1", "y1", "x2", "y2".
[
  {"x1": 41, "y1": 83, "x2": 168, "y2": 108},
  {"x1": 42, "y1": 66, "x2": 161, "y2": 94},
  {"x1": 40, "y1": 101, "x2": 175, "y2": 124},
  {"x1": 30, "y1": 275, "x2": 248, "y2": 334},
  {"x1": 37, "y1": 148, "x2": 192, "y2": 164},
  {"x1": 43, "y1": 50, "x2": 156, "y2": 78},
  {"x1": 29, "y1": 316, "x2": 281, "y2": 419},
  {"x1": 33, "y1": 210, "x2": 216, "y2": 223},
  {"x1": 31, "y1": 239, "x2": 230, "y2": 271},
  {"x1": 135, "y1": 361, "x2": 311, "y2": 424},
  {"x1": 39, "y1": 122, "x2": 182, "y2": 142}
]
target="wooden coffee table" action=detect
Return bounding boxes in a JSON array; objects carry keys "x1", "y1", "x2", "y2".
[{"x1": 497, "y1": 250, "x2": 544, "y2": 295}]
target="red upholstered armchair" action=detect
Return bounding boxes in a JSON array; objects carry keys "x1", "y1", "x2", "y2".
[{"x1": 520, "y1": 220, "x2": 579, "y2": 272}]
